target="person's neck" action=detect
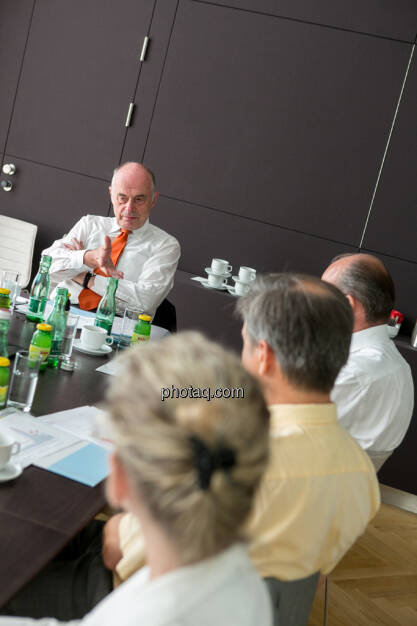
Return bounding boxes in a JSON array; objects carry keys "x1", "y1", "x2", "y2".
[
  {"x1": 134, "y1": 507, "x2": 183, "y2": 580},
  {"x1": 264, "y1": 379, "x2": 330, "y2": 406},
  {"x1": 353, "y1": 320, "x2": 386, "y2": 333}
]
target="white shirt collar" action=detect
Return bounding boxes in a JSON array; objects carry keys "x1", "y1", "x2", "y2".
[
  {"x1": 109, "y1": 217, "x2": 150, "y2": 237},
  {"x1": 350, "y1": 324, "x2": 389, "y2": 353}
]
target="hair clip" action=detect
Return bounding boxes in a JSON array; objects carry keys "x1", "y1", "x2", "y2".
[{"x1": 189, "y1": 434, "x2": 236, "y2": 490}]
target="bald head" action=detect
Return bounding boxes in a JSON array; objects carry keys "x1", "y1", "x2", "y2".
[
  {"x1": 322, "y1": 253, "x2": 395, "y2": 326},
  {"x1": 109, "y1": 162, "x2": 158, "y2": 231}
]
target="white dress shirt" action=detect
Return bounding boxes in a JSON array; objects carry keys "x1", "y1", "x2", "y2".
[
  {"x1": 0, "y1": 544, "x2": 272, "y2": 626},
  {"x1": 331, "y1": 324, "x2": 414, "y2": 452},
  {"x1": 42, "y1": 215, "x2": 180, "y2": 316}
]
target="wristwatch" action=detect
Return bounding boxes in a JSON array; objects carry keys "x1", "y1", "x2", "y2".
[{"x1": 83, "y1": 271, "x2": 95, "y2": 289}]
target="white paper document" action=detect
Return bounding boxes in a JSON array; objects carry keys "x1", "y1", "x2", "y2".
[
  {"x1": 96, "y1": 360, "x2": 120, "y2": 376},
  {"x1": 39, "y1": 405, "x2": 112, "y2": 449},
  {"x1": 0, "y1": 412, "x2": 80, "y2": 468}
]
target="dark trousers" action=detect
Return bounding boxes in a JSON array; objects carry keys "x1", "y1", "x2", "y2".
[{"x1": 1, "y1": 521, "x2": 113, "y2": 620}]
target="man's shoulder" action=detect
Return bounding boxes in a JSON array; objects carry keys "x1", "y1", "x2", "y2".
[
  {"x1": 148, "y1": 222, "x2": 180, "y2": 249},
  {"x1": 338, "y1": 340, "x2": 411, "y2": 387}
]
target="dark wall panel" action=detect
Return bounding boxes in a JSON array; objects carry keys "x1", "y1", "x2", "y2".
[
  {"x1": 362, "y1": 52, "x2": 417, "y2": 265},
  {"x1": 194, "y1": 0, "x2": 417, "y2": 42},
  {"x1": 145, "y1": 1, "x2": 410, "y2": 245},
  {"x1": 6, "y1": 0, "x2": 155, "y2": 180},
  {"x1": 0, "y1": 1, "x2": 34, "y2": 155},
  {"x1": 122, "y1": 0, "x2": 179, "y2": 163},
  {"x1": 0, "y1": 157, "x2": 109, "y2": 268},
  {"x1": 152, "y1": 195, "x2": 357, "y2": 276}
]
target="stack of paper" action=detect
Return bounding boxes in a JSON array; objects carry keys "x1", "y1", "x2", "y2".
[{"x1": 0, "y1": 406, "x2": 111, "y2": 487}]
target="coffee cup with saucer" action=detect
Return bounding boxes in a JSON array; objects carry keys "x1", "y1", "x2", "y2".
[
  {"x1": 210, "y1": 258, "x2": 232, "y2": 275},
  {"x1": 232, "y1": 266, "x2": 256, "y2": 285},
  {"x1": 0, "y1": 429, "x2": 22, "y2": 482},
  {"x1": 73, "y1": 325, "x2": 114, "y2": 355}
]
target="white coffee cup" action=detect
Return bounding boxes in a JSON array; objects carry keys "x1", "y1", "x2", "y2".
[
  {"x1": 238, "y1": 266, "x2": 256, "y2": 283},
  {"x1": 211, "y1": 258, "x2": 232, "y2": 275},
  {"x1": 80, "y1": 325, "x2": 114, "y2": 350},
  {"x1": 208, "y1": 273, "x2": 228, "y2": 288},
  {"x1": 0, "y1": 430, "x2": 21, "y2": 470},
  {"x1": 234, "y1": 280, "x2": 250, "y2": 296}
]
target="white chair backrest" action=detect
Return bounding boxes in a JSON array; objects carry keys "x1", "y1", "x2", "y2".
[{"x1": 0, "y1": 215, "x2": 37, "y2": 288}]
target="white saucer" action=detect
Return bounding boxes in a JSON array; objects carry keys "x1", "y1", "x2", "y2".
[
  {"x1": 227, "y1": 285, "x2": 248, "y2": 297},
  {"x1": 0, "y1": 461, "x2": 22, "y2": 482},
  {"x1": 201, "y1": 278, "x2": 228, "y2": 291},
  {"x1": 73, "y1": 339, "x2": 113, "y2": 356},
  {"x1": 205, "y1": 268, "x2": 231, "y2": 278},
  {"x1": 232, "y1": 276, "x2": 255, "y2": 285}
]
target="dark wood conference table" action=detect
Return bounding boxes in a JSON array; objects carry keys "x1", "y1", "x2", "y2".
[{"x1": 0, "y1": 312, "x2": 111, "y2": 607}]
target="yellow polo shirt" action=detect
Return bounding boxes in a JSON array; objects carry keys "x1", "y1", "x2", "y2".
[{"x1": 247, "y1": 403, "x2": 380, "y2": 580}]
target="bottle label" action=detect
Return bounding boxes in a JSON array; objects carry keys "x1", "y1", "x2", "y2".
[
  {"x1": 0, "y1": 385, "x2": 8, "y2": 408},
  {"x1": 29, "y1": 344, "x2": 50, "y2": 363},
  {"x1": 49, "y1": 339, "x2": 63, "y2": 357},
  {"x1": 131, "y1": 332, "x2": 150, "y2": 344},
  {"x1": 28, "y1": 297, "x2": 47, "y2": 314}
]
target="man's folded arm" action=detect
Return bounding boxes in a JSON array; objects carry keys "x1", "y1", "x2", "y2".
[{"x1": 42, "y1": 216, "x2": 91, "y2": 281}]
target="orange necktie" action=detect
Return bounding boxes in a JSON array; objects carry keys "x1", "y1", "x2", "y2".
[{"x1": 78, "y1": 229, "x2": 130, "y2": 310}]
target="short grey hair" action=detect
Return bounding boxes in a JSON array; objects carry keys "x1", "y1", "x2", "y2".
[
  {"x1": 112, "y1": 162, "x2": 156, "y2": 197},
  {"x1": 105, "y1": 331, "x2": 269, "y2": 565},
  {"x1": 236, "y1": 273, "x2": 353, "y2": 393}
]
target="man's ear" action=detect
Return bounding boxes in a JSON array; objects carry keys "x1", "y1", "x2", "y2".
[
  {"x1": 346, "y1": 294, "x2": 355, "y2": 310},
  {"x1": 108, "y1": 186, "x2": 113, "y2": 201},
  {"x1": 106, "y1": 453, "x2": 131, "y2": 510},
  {"x1": 150, "y1": 190, "x2": 159, "y2": 209},
  {"x1": 257, "y1": 339, "x2": 275, "y2": 377}
]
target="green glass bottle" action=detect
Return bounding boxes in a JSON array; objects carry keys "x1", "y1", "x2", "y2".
[
  {"x1": 0, "y1": 357, "x2": 10, "y2": 409},
  {"x1": 29, "y1": 323, "x2": 52, "y2": 371},
  {"x1": 0, "y1": 288, "x2": 11, "y2": 310},
  {"x1": 131, "y1": 314, "x2": 152, "y2": 345},
  {"x1": 94, "y1": 278, "x2": 118, "y2": 335},
  {"x1": 27, "y1": 255, "x2": 52, "y2": 322},
  {"x1": 46, "y1": 287, "x2": 68, "y2": 367},
  {"x1": 0, "y1": 309, "x2": 11, "y2": 358},
  {"x1": 65, "y1": 292, "x2": 71, "y2": 320}
]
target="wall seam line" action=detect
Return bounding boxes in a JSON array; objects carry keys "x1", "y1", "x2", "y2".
[{"x1": 359, "y1": 44, "x2": 415, "y2": 248}]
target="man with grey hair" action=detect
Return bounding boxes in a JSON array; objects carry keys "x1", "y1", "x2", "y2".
[
  {"x1": 237, "y1": 273, "x2": 380, "y2": 620},
  {"x1": 43, "y1": 162, "x2": 180, "y2": 316},
  {"x1": 322, "y1": 253, "x2": 414, "y2": 471}
]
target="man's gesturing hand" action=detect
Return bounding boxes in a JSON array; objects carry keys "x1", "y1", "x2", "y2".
[{"x1": 83, "y1": 235, "x2": 124, "y2": 279}]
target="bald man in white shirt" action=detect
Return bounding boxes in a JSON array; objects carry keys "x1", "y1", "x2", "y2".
[
  {"x1": 43, "y1": 162, "x2": 180, "y2": 317},
  {"x1": 322, "y1": 253, "x2": 414, "y2": 471}
]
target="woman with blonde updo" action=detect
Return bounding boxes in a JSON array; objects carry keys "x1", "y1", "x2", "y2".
[
  {"x1": 99, "y1": 331, "x2": 272, "y2": 626},
  {"x1": 0, "y1": 332, "x2": 272, "y2": 626}
]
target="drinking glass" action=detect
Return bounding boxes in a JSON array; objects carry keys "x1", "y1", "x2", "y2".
[
  {"x1": 60, "y1": 314, "x2": 79, "y2": 368},
  {"x1": 8, "y1": 351, "x2": 41, "y2": 412},
  {"x1": 119, "y1": 308, "x2": 143, "y2": 348},
  {"x1": 0, "y1": 270, "x2": 20, "y2": 312}
]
